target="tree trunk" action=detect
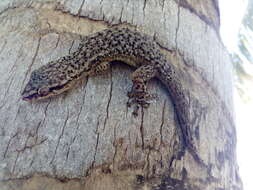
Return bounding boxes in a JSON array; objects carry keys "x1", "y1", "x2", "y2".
[{"x1": 0, "y1": 0, "x2": 242, "y2": 190}]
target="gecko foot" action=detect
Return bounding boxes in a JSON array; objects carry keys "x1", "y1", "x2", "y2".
[{"x1": 127, "y1": 81, "x2": 157, "y2": 116}]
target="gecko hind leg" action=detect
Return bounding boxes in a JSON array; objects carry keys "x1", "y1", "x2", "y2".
[{"x1": 127, "y1": 64, "x2": 158, "y2": 116}]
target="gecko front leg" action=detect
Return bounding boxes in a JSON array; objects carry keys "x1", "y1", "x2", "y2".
[
  {"x1": 127, "y1": 64, "x2": 158, "y2": 116},
  {"x1": 89, "y1": 61, "x2": 111, "y2": 76}
]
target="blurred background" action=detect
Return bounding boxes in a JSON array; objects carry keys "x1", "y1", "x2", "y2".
[{"x1": 219, "y1": 0, "x2": 252, "y2": 189}]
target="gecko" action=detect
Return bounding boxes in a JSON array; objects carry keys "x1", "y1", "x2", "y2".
[{"x1": 21, "y1": 27, "x2": 201, "y2": 163}]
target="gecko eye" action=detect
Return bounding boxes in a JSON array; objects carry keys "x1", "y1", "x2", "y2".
[{"x1": 38, "y1": 87, "x2": 50, "y2": 96}]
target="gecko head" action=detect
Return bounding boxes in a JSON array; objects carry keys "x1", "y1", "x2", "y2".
[{"x1": 21, "y1": 69, "x2": 70, "y2": 101}]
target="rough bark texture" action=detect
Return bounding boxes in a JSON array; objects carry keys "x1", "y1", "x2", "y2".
[{"x1": 0, "y1": 0, "x2": 242, "y2": 190}]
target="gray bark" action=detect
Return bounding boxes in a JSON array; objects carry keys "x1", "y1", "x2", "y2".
[{"x1": 0, "y1": 0, "x2": 242, "y2": 190}]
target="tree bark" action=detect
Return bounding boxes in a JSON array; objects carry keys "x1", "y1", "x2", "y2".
[{"x1": 0, "y1": 0, "x2": 242, "y2": 190}]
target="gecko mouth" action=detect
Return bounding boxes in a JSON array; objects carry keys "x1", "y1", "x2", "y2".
[
  {"x1": 22, "y1": 93, "x2": 39, "y2": 101},
  {"x1": 22, "y1": 83, "x2": 70, "y2": 101}
]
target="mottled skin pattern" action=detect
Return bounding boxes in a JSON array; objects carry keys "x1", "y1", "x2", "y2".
[{"x1": 22, "y1": 27, "x2": 201, "y2": 173}]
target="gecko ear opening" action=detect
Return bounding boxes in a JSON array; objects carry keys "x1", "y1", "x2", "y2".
[{"x1": 38, "y1": 87, "x2": 50, "y2": 96}]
